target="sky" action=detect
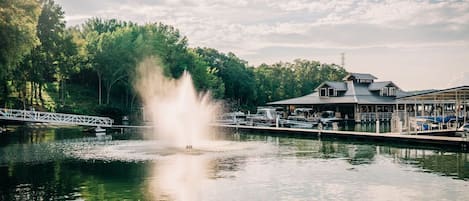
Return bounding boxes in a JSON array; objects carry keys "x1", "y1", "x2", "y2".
[{"x1": 56, "y1": 0, "x2": 469, "y2": 91}]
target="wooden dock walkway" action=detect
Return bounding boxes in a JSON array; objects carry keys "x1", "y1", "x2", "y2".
[{"x1": 217, "y1": 124, "x2": 469, "y2": 151}]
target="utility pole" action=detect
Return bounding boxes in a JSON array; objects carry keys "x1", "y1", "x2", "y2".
[{"x1": 341, "y1": 52, "x2": 345, "y2": 68}]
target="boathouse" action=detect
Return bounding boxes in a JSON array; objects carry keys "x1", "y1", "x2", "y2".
[
  {"x1": 268, "y1": 73, "x2": 423, "y2": 122},
  {"x1": 396, "y1": 85, "x2": 469, "y2": 132}
]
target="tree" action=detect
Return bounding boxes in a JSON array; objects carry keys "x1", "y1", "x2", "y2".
[
  {"x1": 253, "y1": 59, "x2": 348, "y2": 106},
  {"x1": 27, "y1": 0, "x2": 66, "y2": 106},
  {"x1": 0, "y1": 0, "x2": 40, "y2": 105},
  {"x1": 195, "y1": 48, "x2": 256, "y2": 109},
  {"x1": 188, "y1": 49, "x2": 225, "y2": 99},
  {"x1": 83, "y1": 19, "x2": 136, "y2": 105},
  {"x1": 98, "y1": 27, "x2": 137, "y2": 104},
  {"x1": 82, "y1": 18, "x2": 134, "y2": 36},
  {"x1": 56, "y1": 28, "x2": 80, "y2": 105}
]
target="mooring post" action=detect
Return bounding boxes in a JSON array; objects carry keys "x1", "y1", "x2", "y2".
[
  {"x1": 376, "y1": 120, "x2": 380, "y2": 134},
  {"x1": 276, "y1": 116, "x2": 279, "y2": 128},
  {"x1": 318, "y1": 123, "x2": 322, "y2": 136}
]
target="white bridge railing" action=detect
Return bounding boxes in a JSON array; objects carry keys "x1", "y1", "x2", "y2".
[{"x1": 0, "y1": 108, "x2": 113, "y2": 127}]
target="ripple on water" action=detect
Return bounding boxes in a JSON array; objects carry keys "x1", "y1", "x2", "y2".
[{"x1": 64, "y1": 140, "x2": 274, "y2": 162}]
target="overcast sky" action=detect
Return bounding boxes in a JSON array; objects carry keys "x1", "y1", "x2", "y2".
[{"x1": 56, "y1": 0, "x2": 469, "y2": 90}]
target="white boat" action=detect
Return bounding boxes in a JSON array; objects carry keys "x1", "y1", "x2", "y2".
[
  {"x1": 95, "y1": 126, "x2": 106, "y2": 133},
  {"x1": 319, "y1": 111, "x2": 342, "y2": 125},
  {"x1": 217, "y1": 112, "x2": 247, "y2": 125},
  {"x1": 247, "y1": 107, "x2": 277, "y2": 127},
  {"x1": 412, "y1": 117, "x2": 439, "y2": 131},
  {"x1": 283, "y1": 116, "x2": 318, "y2": 129},
  {"x1": 456, "y1": 123, "x2": 469, "y2": 137}
]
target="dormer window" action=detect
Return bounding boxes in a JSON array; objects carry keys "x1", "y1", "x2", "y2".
[
  {"x1": 344, "y1": 73, "x2": 377, "y2": 83},
  {"x1": 389, "y1": 87, "x2": 396, "y2": 96},
  {"x1": 320, "y1": 87, "x2": 337, "y2": 97},
  {"x1": 380, "y1": 87, "x2": 396, "y2": 96},
  {"x1": 328, "y1": 88, "x2": 335, "y2": 96},
  {"x1": 357, "y1": 79, "x2": 373, "y2": 84},
  {"x1": 320, "y1": 88, "x2": 327, "y2": 96},
  {"x1": 380, "y1": 88, "x2": 388, "y2": 96}
]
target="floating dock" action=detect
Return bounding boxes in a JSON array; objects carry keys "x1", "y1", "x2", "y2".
[{"x1": 218, "y1": 124, "x2": 469, "y2": 151}]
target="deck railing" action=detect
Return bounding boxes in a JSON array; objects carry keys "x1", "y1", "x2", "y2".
[
  {"x1": 356, "y1": 112, "x2": 393, "y2": 122},
  {"x1": 0, "y1": 108, "x2": 113, "y2": 127}
]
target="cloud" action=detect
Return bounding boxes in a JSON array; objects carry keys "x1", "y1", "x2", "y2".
[
  {"x1": 448, "y1": 72, "x2": 469, "y2": 88},
  {"x1": 56, "y1": 0, "x2": 469, "y2": 89},
  {"x1": 56, "y1": 0, "x2": 469, "y2": 53}
]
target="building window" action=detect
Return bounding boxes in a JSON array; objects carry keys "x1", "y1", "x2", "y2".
[
  {"x1": 328, "y1": 88, "x2": 335, "y2": 96},
  {"x1": 380, "y1": 87, "x2": 388, "y2": 96},
  {"x1": 380, "y1": 87, "x2": 396, "y2": 96},
  {"x1": 320, "y1": 88, "x2": 327, "y2": 97},
  {"x1": 389, "y1": 87, "x2": 396, "y2": 96},
  {"x1": 320, "y1": 87, "x2": 337, "y2": 97},
  {"x1": 358, "y1": 79, "x2": 373, "y2": 83},
  {"x1": 319, "y1": 87, "x2": 338, "y2": 97}
]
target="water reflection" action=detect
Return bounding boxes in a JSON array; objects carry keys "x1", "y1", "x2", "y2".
[
  {"x1": 0, "y1": 161, "x2": 151, "y2": 200},
  {"x1": 394, "y1": 149, "x2": 469, "y2": 180},
  {"x1": 0, "y1": 126, "x2": 87, "y2": 147},
  {"x1": 0, "y1": 128, "x2": 469, "y2": 200},
  {"x1": 246, "y1": 134, "x2": 469, "y2": 180},
  {"x1": 344, "y1": 122, "x2": 392, "y2": 132}
]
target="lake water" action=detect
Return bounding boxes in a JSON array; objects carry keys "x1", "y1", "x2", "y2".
[{"x1": 0, "y1": 127, "x2": 468, "y2": 200}]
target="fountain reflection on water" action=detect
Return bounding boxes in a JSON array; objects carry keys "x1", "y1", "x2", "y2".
[{"x1": 133, "y1": 57, "x2": 222, "y2": 200}]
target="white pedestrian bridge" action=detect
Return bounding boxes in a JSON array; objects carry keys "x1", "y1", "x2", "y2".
[{"x1": 0, "y1": 108, "x2": 113, "y2": 127}]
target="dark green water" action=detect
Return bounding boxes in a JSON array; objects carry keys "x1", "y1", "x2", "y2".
[{"x1": 0, "y1": 127, "x2": 468, "y2": 200}]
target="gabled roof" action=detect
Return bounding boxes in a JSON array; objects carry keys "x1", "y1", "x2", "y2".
[
  {"x1": 352, "y1": 81, "x2": 395, "y2": 104},
  {"x1": 368, "y1": 81, "x2": 400, "y2": 91},
  {"x1": 343, "y1": 73, "x2": 377, "y2": 81},
  {"x1": 316, "y1": 81, "x2": 347, "y2": 91},
  {"x1": 268, "y1": 81, "x2": 396, "y2": 105}
]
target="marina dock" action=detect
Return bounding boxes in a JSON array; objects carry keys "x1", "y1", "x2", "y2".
[
  {"x1": 218, "y1": 124, "x2": 469, "y2": 151},
  {"x1": 108, "y1": 123, "x2": 468, "y2": 151}
]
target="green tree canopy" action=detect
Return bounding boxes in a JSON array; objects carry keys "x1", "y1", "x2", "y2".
[
  {"x1": 253, "y1": 59, "x2": 348, "y2": 105},
  {"x1": 0, "y1": 0, "x2": 40, "y2": 104},
  {"x1": 195, "y1": 48, "x2": 256, "y2": 109}
]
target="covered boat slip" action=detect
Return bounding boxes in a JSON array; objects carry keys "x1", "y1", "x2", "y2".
[
  {"x1": 268, "y1": 73, "x2": 469, "y2": 131},
  {"x1": 217, "y1": 73, "x2": 469, "y2": 151},
  {"x1": 396, "y1": 85, "x2": 469, "y2": 134},
  {"x1": 268, "y1": 73, "x2": 405, "y2": 123},
  {"x1": 269, "y1": 85, "x2": 469, "y2": 134},
  {"x1": 267, "y1": 84, "x2": 398, "y2": 123}
]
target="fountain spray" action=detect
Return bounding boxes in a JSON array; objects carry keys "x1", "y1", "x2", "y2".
[{"x1": 134, "y1": 57, "x2": 220, "y2": 148}]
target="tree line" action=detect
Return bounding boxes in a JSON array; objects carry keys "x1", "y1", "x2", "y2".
[{"x1": 0, "y1": 0, "x2": 347, "y2": 117}]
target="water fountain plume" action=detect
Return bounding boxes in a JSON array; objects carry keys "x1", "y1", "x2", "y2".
[{"x1": 134, "y1": 57, "x2": 220, "y2": 148}]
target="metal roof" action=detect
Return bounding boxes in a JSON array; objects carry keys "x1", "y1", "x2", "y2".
[
  {"x1": 268, "y1": 81, "x2": 397, "y2": 105},
  {"x1": 397, "y1": 85, "x2": 469, "y2": 102},
  {"x1": 397, "y1": 89, "x2": 437, "y2": 97},
  {"x1": 316, "y1": 81, "x2": 348, "y2": 91},
  {"x1": 353, "y1": 82, "x2": 396, "y2": 104},
  {"x1": 267, "y1": 70, "x2": 469, "y2": 106},
  {"x1": 368, "y1": 81, "x2": 399, "y2": 91},
  {"x1": 343, "y1": 73, "x2": 377, "y2": 81}
]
